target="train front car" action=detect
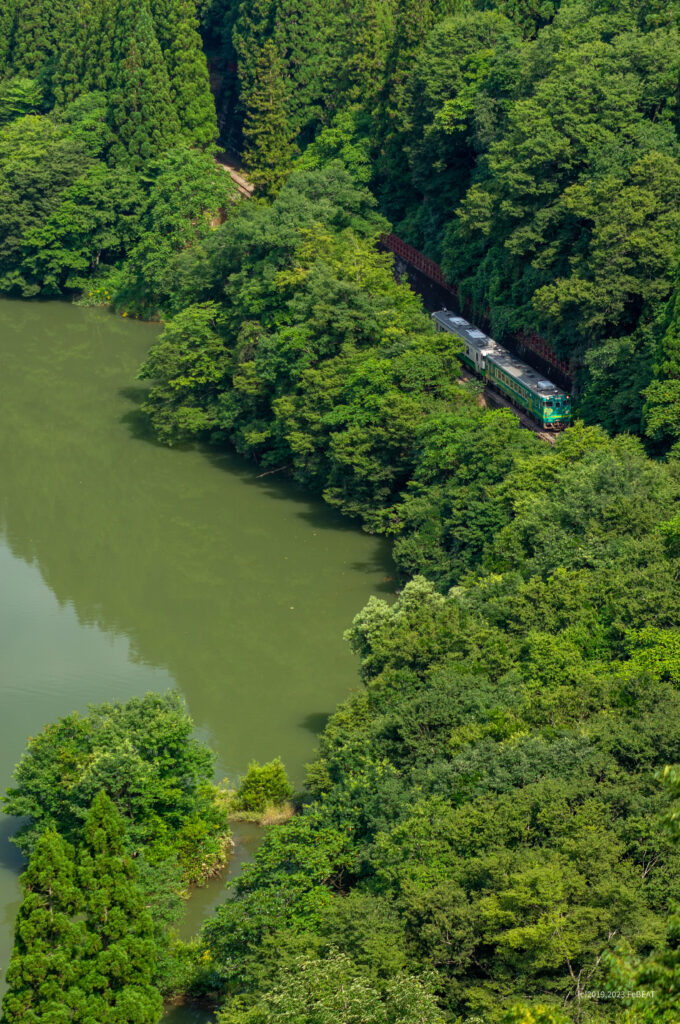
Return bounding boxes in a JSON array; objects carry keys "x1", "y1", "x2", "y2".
[
  {"x1": 538, "y1": 380, "x2": 571, "y2": 430},
  {"x1": 485, "y1": 350, "x2": 571, "y2": 430}
]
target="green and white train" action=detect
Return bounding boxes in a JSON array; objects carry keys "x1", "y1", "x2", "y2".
[{"x1": 432, "y1": 310, "x2": 572, "y2": 431}]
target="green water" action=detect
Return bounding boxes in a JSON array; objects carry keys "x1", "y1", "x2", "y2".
[{"x1": 0, "y1": 299, "x2": 393, "y2": 1010}]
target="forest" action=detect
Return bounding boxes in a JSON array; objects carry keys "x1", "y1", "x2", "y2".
[{"x1": 2, "y1": 0, "x2": 680, "y2": 1022}]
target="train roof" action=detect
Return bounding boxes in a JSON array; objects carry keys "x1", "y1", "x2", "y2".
[
  {"x1": 432, "y1": 310, "x2": 502, "y2": 357},
  {"x1": 487, "y1": 350, "x2": 569, "y2": 400},
  {"x1": 432, "y1": 309, "x2": 569, "y2": 402}
]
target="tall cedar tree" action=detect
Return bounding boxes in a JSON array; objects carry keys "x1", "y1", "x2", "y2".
[
  {"x1": 232, "y1": 0, "x2": 275, "y2": 123},
  {"x1": 242, "y1": 39, "x2": 298, "y2": 193},
  {"x1": 272, "y1": 0, "x2": 339, "y2": 138},
  {"x1": 9, "y1": 0, "x2": 71, "y2": 85},
  {"x1": 0, "y1": 2, "x2": 18, "y2": 78},
  {"x1": 336, "y1": 0, "x2": 385, "y2": 108},
  {"x1": 373, "y1": 0, "x2": 440, "y2": 219},
  {"x1": 108, "y1": 0, "x2": 180, "y2": 167},
  {"x1": 77, "y1": 791, "x2": 163, "y2": 1024},
  {"x1": 53, "y1": 0, "x2": 118, "y2": 105},
  {"x1": 150, "y1": 0, "x2": 217, "y2": 147},
  {"x1": 1, "y1": 830, "x2": 84, "y2": 1024}
]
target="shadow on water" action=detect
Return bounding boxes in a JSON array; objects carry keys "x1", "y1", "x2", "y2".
[
  {"x1": 299, "y1": 711, "x2": 332, "y2": 736},
  {"x1": 348, "y1": 558, "x2": 396, "y2": 593},
  {"x1": 119, "y1": 384, "x2": 149, "y2": 407},
  {"x1": 0, "y1": 818, "x2": 24, "y2": 875},
  {"x1": 119, "y1": 385, "x2": 166, "y2": 445},
  {"x1": 118, "y1": 385, "x2": 396, "y2": 587},
  {"x1": 203, "y1": 443, "x2": 397, "y2": 591}
]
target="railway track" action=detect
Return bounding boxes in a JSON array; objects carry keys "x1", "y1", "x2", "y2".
[
  {"x1": 483, "y1": 386, "x2": 557, "y2": 445},
  {"x1": 458, "y1": 368, "x2": 557, "y2": 445}
]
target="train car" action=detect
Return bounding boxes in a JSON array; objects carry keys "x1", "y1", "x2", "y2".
[
  {"x1": 432, "y1": 309, "x2": 571, "y2": 430},
  {"x1": 432, "y1": 310, "x2": 503, "y2": 372}
]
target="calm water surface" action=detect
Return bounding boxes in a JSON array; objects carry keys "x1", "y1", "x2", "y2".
[{"x1": 0, "y1": 299, "x2": 392, "y2": 1013}]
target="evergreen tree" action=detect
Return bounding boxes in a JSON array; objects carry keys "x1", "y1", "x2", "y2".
[
  {"x1": 232, "y1": 0, "x2": 275, "y2": 122},
  {"x1": 108, "y1": 0, "x2": 180, "y2": 167},
  {"x1": 241, "y1": 39, "x2": 298, "y2": 193},
  {"x1": 0, "y1": 76, "x2": 42, "y2": 124},
  {"x1": 272, "y1": 0, "x2": 340, "y2": 138},
  {"x1": 77, "y1": 791, "x2": 163, "y2": 1024},
  {"x1": 10, "y1": 0, "x2": 71, "y2": 98},
  {"x1": 150, "y1": 0, "x2": 217, "y2": 147},
  {"x1": 0, "y1": 1, "x2": 18, "y2": 79},
  {"x1": 380, "y1": 0, "x2": 440, "y2": 116},
  {"x1": 10, "y1": 0, "x2": 49, "y2": 77},
  {"x1": 53, "y1": 0, "x2": 110, "y2": 106},
  {"x1": 373, "y1": 0, "x2": 439, "y2": 219},
  {"x1": 1, "y1": 830, "x2": 84, "y2": 1024},
  {"x1": 91, "y1": 0, "x2": 120, "y2": 94},
  {"x1": 336, "y1": 0, "x2": 386, "y2": 109}
]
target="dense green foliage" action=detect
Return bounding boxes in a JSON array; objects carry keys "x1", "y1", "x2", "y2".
[
  {"x1": 199, "y1": 429, "x2": 680, "y2": 1022},
  {"x1": 215, "y1": 951, "x2": 446, "y2": 1024},
  {"x1": 600, "y1": 766, "x2": 680, "y2": 1023},
  {"x1": 2, "y1": 830, "x2": 85, "y2": 1023},
  {"x1": 3, "y1": 693, "x2": 230, "y2": 1013},
  {"x1": 5, "y1": 692, "x2": 230, "y2": 882},
  {"x1": 136, "y1": 163, "x2": 485, "y2": 533},
  {"x1": 2, "y1": 796, "x2": 163, "y2": 1024},
  {"x1": 1, "y1": 694, "x2": 233, "y2": 1024},
  {"x1": 231, "y1": 758, "x2": 293, "y2": 814},
  {"x1": 0, "y1": 0, "x2": 230, "y2": 303},
  {"x1": 217, "y1": 0, "x2": 680, "y2": 445}
]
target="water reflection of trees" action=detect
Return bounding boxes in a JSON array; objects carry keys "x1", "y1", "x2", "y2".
[{"x1": 0, "y1": 301, "x2": 392, "y2": 777}]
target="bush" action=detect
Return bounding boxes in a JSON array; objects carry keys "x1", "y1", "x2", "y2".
[{"x1": 232, "y1": 759, "x2": 293, "y2": 814}]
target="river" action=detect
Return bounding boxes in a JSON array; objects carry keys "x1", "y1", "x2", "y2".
[{"x1": 0, "y1": 299, "x2": 393, "y2": 1016}]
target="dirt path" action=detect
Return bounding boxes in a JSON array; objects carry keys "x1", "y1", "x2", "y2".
[{"x1": 216, "y1": 158, "x2": 254, "y2": 198}]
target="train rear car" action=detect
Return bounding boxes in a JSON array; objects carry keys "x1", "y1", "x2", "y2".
[{"x1": 432, "y1": 310, "x2": 502, "y2": 371}]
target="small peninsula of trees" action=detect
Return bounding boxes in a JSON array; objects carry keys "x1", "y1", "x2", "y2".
[
  {"x1": 2, "y1": 693, "x2": 231, "y2": 1020},
  {"x1": 5, "y1": 692, "x2": 231, "y2": 884}
]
